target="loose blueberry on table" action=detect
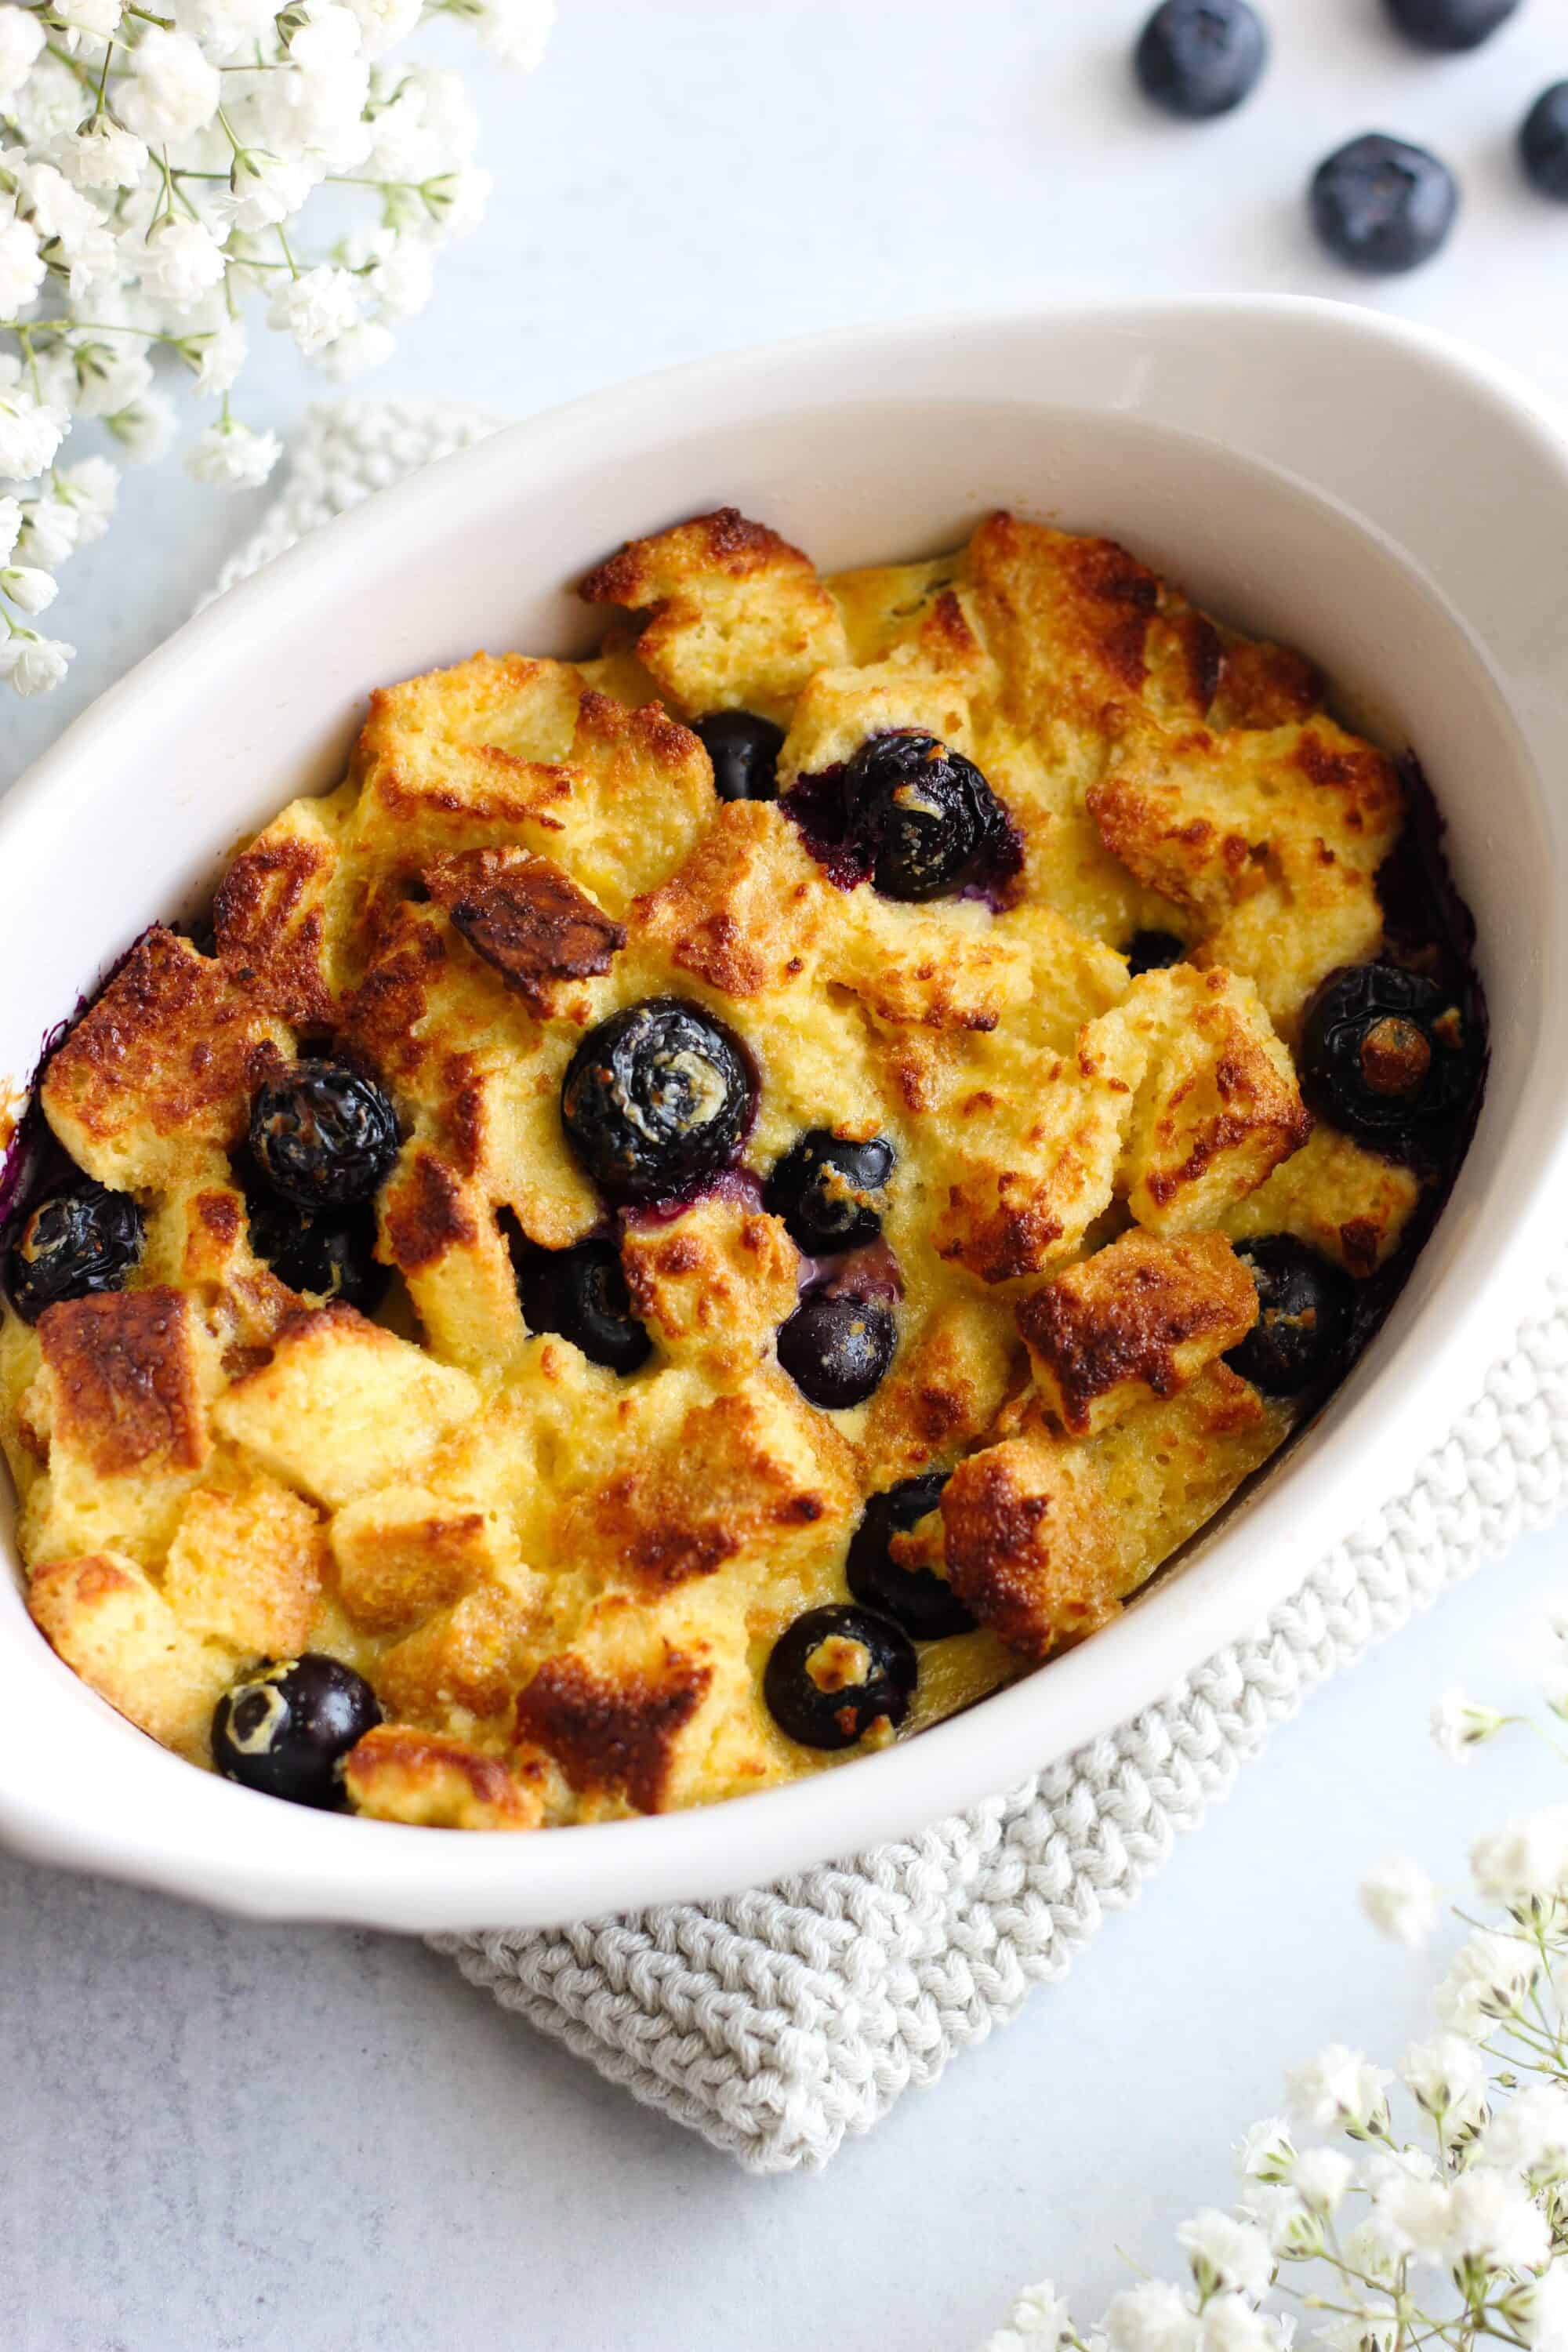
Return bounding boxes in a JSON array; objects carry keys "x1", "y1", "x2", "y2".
[
  {"x1": 1225, "y1": 1236, "x2": 1356, "y2": 1399},
  {"x1": 1133, "y1": 0, "x2": 1269, "y2": 121},
  {"x1": 245, "y1": 1194, "x2": 388, "y2": 1313},
  {"x1": 5, "y1": 1177, "x2": 143, "y2": 1322},
  {"x1": 517, "y1": 1238, "x2": 652, "y2": 1374},
  {"x1": 846, "y1": 1472, "x2": 977, "y2": 1642},
  {"x1": 248, "y1": 1061, "x2": 401, "y2": 1210},
  {"x1": 777, "y1": 1290, "x2": 897, "y2": 1410},
  {"x1": 841, "y1": 731, "x2": 1011, "y2": 902},
  {"x1": 1521, "y1": 86, "x2": 1568, "y2": 203},
  {"x1": 763, "y1": 1603, "x2": 918, "y2": 1750},
  {"x1": 560, "y1": 996, "x2": 755, "y2": 1203},
  {"x1": 1298, "y1": 961, "x2": 1481, "y2": 1152},
  {"x1": 1123, "y1": 928, "x2": 1188, "y2": 978},
  {"x1": 693, "y1": 710, "x2": 786, "y2": 803},
  {"x1": 764, "y1": 1130, "x2": 896, "y2": 1255},
  {"x1": 1310, "y1": 134, "x2": 1459, "y2": 275},
  {"x1": 1382, "y1": 0, "x2": 1519, "y2": 50},
  {"x1": 211, "y1": 1653, "x2": 382, "y2": 1809}
]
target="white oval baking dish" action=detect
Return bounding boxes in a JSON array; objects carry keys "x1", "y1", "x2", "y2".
[{"x1": 2, "y1": 295, "x2": 1565, "y2": 1932}]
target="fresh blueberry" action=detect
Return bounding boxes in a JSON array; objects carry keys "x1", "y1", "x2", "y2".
[
  {"x1": 777, "y1": 1290, "x2": 897, "y2": 1409},
  {"x1": 845, "y1": 1472, "x2": 976, "y2": 1641},
  {"x1": 517, "y1": 1238, "x2": 651, "y2": 1374},
  {"x1": 843, "y1": 731, "x2": 1009, "y2": 902},
  {"x1": 763, "y1": 1602, "x2": 917, "y2": 1750},
  {"x1": 246, "y1": 1194, "x2": 388, "y2": 1314},
  {"x1": 1299, "y1": 961, "x2": 1482, "y2": 1150},
  {"x1": 1134, "y1": 0, "x2": 1269, "y2": 119},
  {"x1": 1383, "y1": 0, "x2": 1519, "y2": 51},
  {"x1": 1123, "y1": 928, "x2": 1189, "y2": 977},
  {"x1": 249, "y1": 1061, "x2": 401, "y2": 1210},
  {"x1": 212, "y1": 1653, "x2": 382, "y2": 1809},
  {"x1": 1522, "y1": 85, "x2": 1568, "y2": 201},
  {"x1": 1310, "y1": 133, "x2": 1459, "y2": 274},
  {"x1": 560, "y1": 997, "x2": 756, "y2": 1203},
  {"x1": 693, "y1": 710, "x2": 786, "y2": 802},
  {"x1": 6, "y1": 1178, "x2": 143, "y2": 1323},
  {"x1": 1225, "y1": 1236, "x2": 1356, "y2": 1398},
  {"x1": 764, "y1": 1131, "x2": 896, "y2": 1256}
]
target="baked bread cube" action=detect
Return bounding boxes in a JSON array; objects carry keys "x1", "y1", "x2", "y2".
[
  {"x1": 329, "y1": 1484, "x2": 521, "y2": 1635},
  {"x1": 581, "y1": 507, "x2": 849, "y2": 722},
  {"x1": 619, "y1": 1193, "x2": 801, "y2": 1381},
  {"x1": 161, "y1": 1474, "x2": 325, "y2": 1655},
  {"x1": 342, "y1": 1725, "x2": 550, "y2": 1829},
  {"x1": 28, "y1": 1552, "x2": 236, "y2": 1756},
  {"x1": 1018, "y1": 1227, "x2": 1258, "y2": 1435},
  {"x1": 214, "y1": 1303, "x2": 479, "y2": 1508},
  {"x1": 42, "y1": 927, "x2": 292, "y2": 1192}
]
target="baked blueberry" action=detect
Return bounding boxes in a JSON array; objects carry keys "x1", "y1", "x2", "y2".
[
  {"x1": 1383, "y1": 0, "x2": 1518, "y2": 49},
  {"x1": 211, "y1": 1653, "x2": 382, "y2": 1809},
  {"x1": 246, "y1": 1195, "x2": 388, "y2": 1313},
  {"x1": 249, "y1": 1061, "x2": 400, "y2": 1210},
  {"x1": 560, "y1": 997, "x2": 755, "y2": 1202},
  {"x1": 764, "y1": 1131, "x2": 896, "y2": 1255},
  {"x1": 763, "y1": 1602, "x2": 918, "y2": 1750},
  {"x1": 1522, "y1": 85, "x2": 1568, "y2": 202},
  {"x1": 1134, "y1": 0, "x2": 1268, "y2": 119},
  {"x1": 517, "y1": 1238, "x2": 651, "y2": 1374},
  {"x1": 1299, "y1": 962, "x2": 1481, "y2": 1149},
  {"x1": 6, "y1": 1178, "x2": 143, "y2": 1323},
  {"x1": 1225, "y1": 1236, "x2": 1355, "y2": 1398},
  {"x1": 1124, "y1": 928, "x2": 1188, "y2": 977},
  {"x1": 842, "y1": 731, "x2": 1007, "y2": 902},
  {"x1": 846, "y1": 1472, "x2": 976, "y2": 1641},
  {"x1": 777, "y1": 1290, "x2": 897, "y2": 1409},
  {"x1": 693, "y1": 710, "x2": 786, "y2": 802},
  {"x1": 1310, "y1": 134, "x2": 1458, "y2": 274}
]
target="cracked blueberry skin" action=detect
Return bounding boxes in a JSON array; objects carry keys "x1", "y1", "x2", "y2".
[
  {"x1": 693, "y1": 710, "x2": 786, "y2": 803},
  {"x1": 777, "y1": 1290, "x2": 897, "y2": 1409},
  {"x1": 842, "y1": 731, "x2": 1008, "y2": 902},
  {"x1": 560, "y1": 997, "x2": 755, "y2": 1203},
  {"x1": 763, "y1": 1603, "x2": 918, "y2": 1751},
  {"x1": 1384, "y1": 0, "x2": 1518, "y2": 49},
  {"x1": 764, "y1": 1131, "x2": 895, "y2": 1255},
  {"x1": 1299, "y1": 961, "x2": 1481, "y2": 1150},
  {"x1": 1225, "y1": 1236, "x2": 1356, "y2": 1399},
  {"x1": 517, "y1": 1239, "x2": 651, "y2": 1374},
  {"x1": 1134, "y1": 0, "x2": 1268, "y2": 118},
  {"x1": 212, "y1": 1654, "x2": 382, "y2": 1809},
  {"x1": 846, "y1": 1472, "x2": 976, "y2": 1642},
  {"x1": 249, "y1": 1061, "x2": 401, "y2": 1210},
  {"x1": 245, "y1": 1194, "x2": 388, "y2": 1314},
  {"x1": 1310, "y1": 134, "x2": 1458, "y2": 275},
  {"x1": 1522, "y1": 85, "x2": 1568, "y2": 202},
  {"x1": 1123, "y1": 928, "x2": 1188, "y2": 978},
  {"x1": 6, "y1": 1178, "x2": 144, "y2": 1323}
]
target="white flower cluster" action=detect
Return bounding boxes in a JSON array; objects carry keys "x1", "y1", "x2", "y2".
[
  {"x1": 978, "y1": 1669, "x2": 1568, "y2": 2352},
  {"x1": 0, "y1": 0, "x2": 553, "y2": 695}
]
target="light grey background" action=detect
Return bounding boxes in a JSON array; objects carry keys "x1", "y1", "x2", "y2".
[{"x1": 4, "y1": 3, "x2": 1566, "y2": 2347}]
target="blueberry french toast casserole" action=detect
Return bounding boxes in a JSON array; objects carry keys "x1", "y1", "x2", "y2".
[{"x1": 0, "y1": 507, "x2": 1485, "y2": 1830}]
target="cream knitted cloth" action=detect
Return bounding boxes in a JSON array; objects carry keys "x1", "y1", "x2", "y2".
[{"x1": 214, "y1": 397, "x2": 1568, "y2": 2175}]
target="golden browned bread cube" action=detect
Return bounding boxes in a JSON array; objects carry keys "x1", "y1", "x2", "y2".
[
  {"x1": 42, "y1": 928, "x2": 292, "y2": 1192},
  {"x1": 342, "y1": 1725, "x2": 549, "y2": 1829},
  {"x1": 329, "y1": 1485, "x2": 521, "y2": 1635},
  {"x1": 28, "y1": 1552, "x2": 236, "y2": 1756},
  {"x1": 1221, "y1": 1123, "x2": 1421, "y2": 1276},
  {"x1": 1018, "y1": 1228, "x2": 1258, "y2": 1436},
  {"x1": 581, "y1": 508, "x2": 848, "y2": 722},
  {"x1": 161, "y1": 1474, "x2": 325, "y2": 1655},
  {"x1": 214, "y1": 1304, "x2": 478, "y2": 1508},
  {"x1": 619, "y1": 1193, "x2": 800, "y2": 1381}
]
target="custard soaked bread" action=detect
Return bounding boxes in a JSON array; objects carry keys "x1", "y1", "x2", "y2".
[{"x1": 0, "y1": 510, "x2": 1484, "y2": 1828}]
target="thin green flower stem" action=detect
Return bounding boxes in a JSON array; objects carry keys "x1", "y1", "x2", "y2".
[
  {"x1": 125, "y1": 4, "x2": 176, "y2": 23},
  {"x1": 45, "y1": 39, "x2": 100, "y2": 91},
  {"x1": 92, "y1": 33, "x2": 113, "y2": 114},
  {"x1": 215, "y1": 105, "x2": 245, "y2": 158},
  {"x1": 13, "y1": 321, "x2": 43, "y2": 401},
  {"x1": 274, "y1": 223, "x2": 299, "y2": 279}
]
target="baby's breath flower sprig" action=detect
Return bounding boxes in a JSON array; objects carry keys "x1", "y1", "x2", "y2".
[
  {"x1": 0, "y1": 0, "x2": 555, "y2": 697},
  {"x1": 978, "y1": 1664, "x2": 1568, "y2": 2352}
]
